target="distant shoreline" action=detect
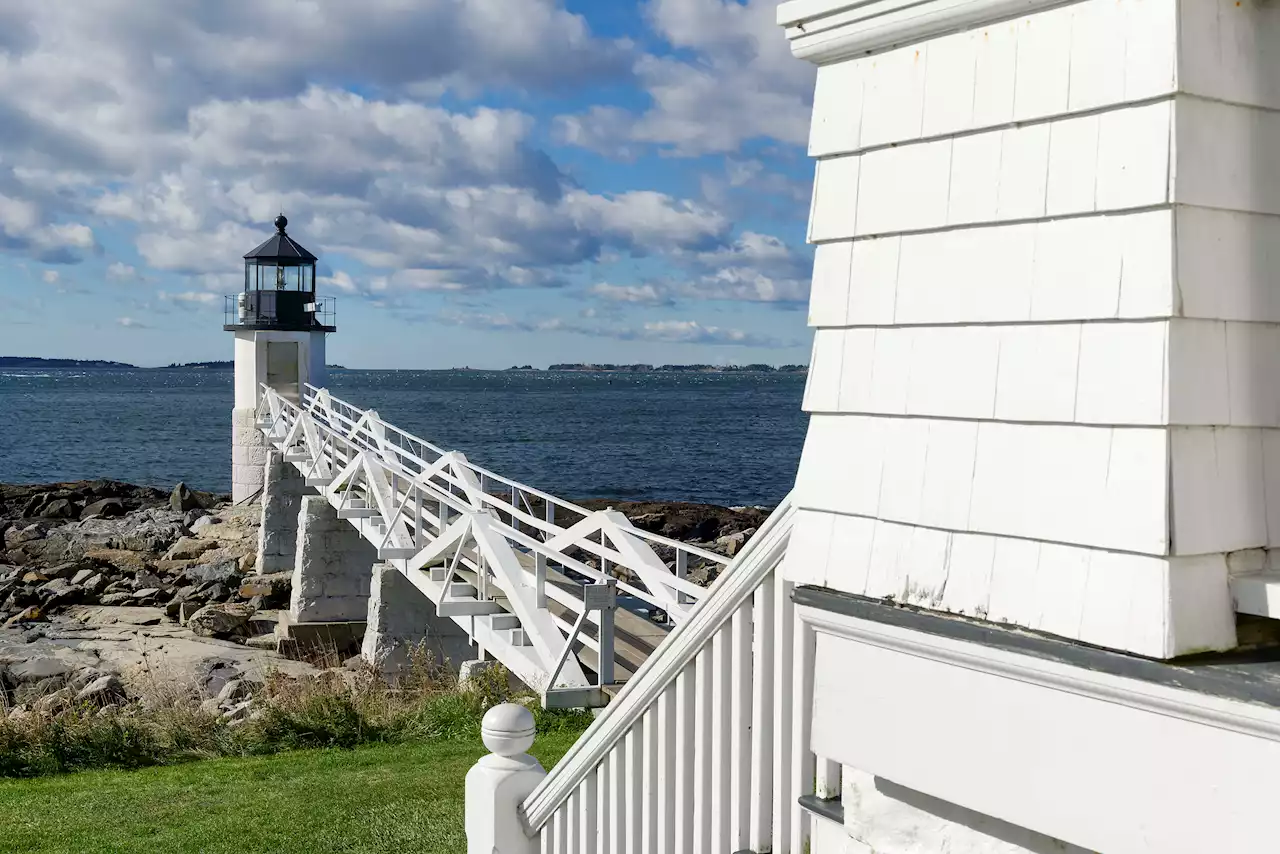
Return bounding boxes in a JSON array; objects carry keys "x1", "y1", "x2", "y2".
[
  {"x1": 0, "y1": 358, "x2": 347, "y2": 371},
  {"x1": 1, "y1": 358, "x2": 805, "y2": 374}
]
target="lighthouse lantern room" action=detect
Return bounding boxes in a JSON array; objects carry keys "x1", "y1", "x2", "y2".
[{"x1": 225, "y1": 215, "x2": 335, "y2": 502}]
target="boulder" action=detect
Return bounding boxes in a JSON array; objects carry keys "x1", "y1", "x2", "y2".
[
  {"x1": 70, "y1": 568, "x2": 95, "y2": 586},
  {"x1": 21, "y1": 494, "x2": 47, "y2": 518},
  {"x1": 3, "y1": 550, "x2": 30, "y2": 567},
  {"x1": 68, "y1": 511, "x2": 188, "y2": 555},
  {"x1": 9, "y1": 657, "x2": 72, "y2": 683},
  {"x1": 42, "y1": 562, "x2": 81, "y2": 580},
  {"x1": 83, "y1": 548, "x2": 153, "y2": 576},
  {"x1": 75, "y1": 674, "x2": 125, "y2": 704},
  {"x1": 81, "y1": 497, "x2": 124, "y2": 519},
  {"x1": 170, "y1": 482, "x2": 202, "y2": 512},
  {"x1": 4, "y1": 524, "x2": 45, "y2": 548},
  {"x1": 132, "y1": 587, "x2": 162, "y2": 600},
  {"x1": 221, "y1": 700, "x2": 253, "y2": 722},
  {"x1": 216, "y1": 678, "x2": 251, "y2": 703},
  {"x1": 171, "y1": 584, "x2": 200, "y2": 602},
  {"x1": 183, "y1": 508, "x2": 207, "y2": 528},
  {"x1": 100, "y1": 592, "x2": 133, "y2": 606},
  {"x1": 164, "y1": 537, "x2": 216, "y2": 561},
  {"x1": 183, "y1": 560, "x2": 242, "y2": 585},
  {"x1": 204, "y1": 583, "x2": 231, "y2": 602},
  {"x1": 3, "y1": 605, "x2": 43, "y2": 628},
  {"x1": 69, "y1": 668, "x2": 105, "y2": 691},
  {"x1": 238, "y1": 572, "x2": 291, "y2": 608},
  {"x1": 80, "y1": 573, "x2": 108, "y2": 595},
  {"x1": 195, "y1": 657, "x2": 241, "y2": 696},
  {"x1": 38, "y1": 498, "x2": 80, "y2": 519},
  {"x1": 33, "y1": 686, "x2": 74, "y2": 715},
  {"x1": 187, "y1": 603, "x2": 256, "y2": 639},
  {"x1": 131, "y1": 570, "x2": 164, "y2": 591},
  {"x1": 37, "y1": 578, "x2": 81, "y2": 607},
  {"x1": 715, "y1": 529, "x2": 753, "y2": 557},
  {"x1": 179, "y1": 600, "x2": 203, "y2": 624},
  {"x1": 190, "y1": 515, "x2": 220, "y2": 533}
]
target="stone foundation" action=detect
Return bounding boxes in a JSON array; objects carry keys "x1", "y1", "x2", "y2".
[
  {"x1": 231, "y1": 407, "x2": 267, "y2": 504},
  {"x1": 361, "y1": 563, "x2": 472, "y2": 678},
  {"x1": 289, "y1": 495, "x2": 375, "y2": 623},
  {"x1": 255, "y1": 449, "x2": 305, "y2": 573}
]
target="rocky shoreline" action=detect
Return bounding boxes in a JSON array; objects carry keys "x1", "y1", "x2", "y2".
[{"x1": 0, "y1": 480, "x2": 766, "y2": 719}]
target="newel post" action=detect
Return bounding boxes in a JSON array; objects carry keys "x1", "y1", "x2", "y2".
[{"x1": 466, "y1": 703, "x2": 545, "y2": 854}]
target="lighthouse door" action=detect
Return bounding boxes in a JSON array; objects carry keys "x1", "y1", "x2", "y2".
[{"x1": 265, "y1": 341, "x2": 301, "y2": 403}]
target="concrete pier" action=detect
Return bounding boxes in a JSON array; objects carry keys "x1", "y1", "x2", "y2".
[
  {"x1": 255, "y1": 449, "x2": 304, "y2": 574},
  {"x1": 361, "y1": 563, "x2": 472, "y2": 678},
  {"x1": 288, "y1": 495, "x2": 375, "y2": 624}
]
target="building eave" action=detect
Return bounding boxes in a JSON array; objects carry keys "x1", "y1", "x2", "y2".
[{"x1": 777, "y1": 0, "x2": 1080, "y2": 65}]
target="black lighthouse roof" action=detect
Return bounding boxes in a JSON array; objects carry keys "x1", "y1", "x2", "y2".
[
  {"x1": 225, "y1": 215, "x2": 334, "y2": 333},
  {"x1": 243, "y1": 215, "x2": 317, "y2": 265}
]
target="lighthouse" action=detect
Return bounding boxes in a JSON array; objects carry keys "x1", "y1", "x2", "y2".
[{"x1": 225, "y1": 215, "x2": 335, "y2": 503}]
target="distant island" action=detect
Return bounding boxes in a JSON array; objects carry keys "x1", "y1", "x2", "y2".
[
  {"x1": 159, "y1": 360, "x2": 232, "y2": 370},
  {"x1": 0, "y1": 357, "x2": 136, "y2": 369},
  {"x1": 534, "y1": 363, "x2": 808, "y2": 373},
  {"x1": 1, "y1": 358, "x2": 347, "y2": 371}
]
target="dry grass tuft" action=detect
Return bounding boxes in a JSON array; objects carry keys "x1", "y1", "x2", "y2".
[{"x1": 0, "y1": 643, "x2": 593, "y2": 777}]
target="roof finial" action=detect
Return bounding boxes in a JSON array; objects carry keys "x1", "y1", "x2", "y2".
[{"x1": 274, "y1": 212, "x2": 288, "y2": 233}]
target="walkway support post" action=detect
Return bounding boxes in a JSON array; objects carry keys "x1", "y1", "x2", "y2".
[
  {"x1": 255, "y1": 448, "x2": 305, "y2": 573},
  {"x1": 466, "y1": 704, "x2": 545, "y2": 854}
]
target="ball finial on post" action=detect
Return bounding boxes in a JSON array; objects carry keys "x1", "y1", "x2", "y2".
[
  {"x1": 482, "y1": 703, "x2": 536, "y2": 756},
  {"x1": 467, "y1": 703, "x2": 545, "y2": 854}
]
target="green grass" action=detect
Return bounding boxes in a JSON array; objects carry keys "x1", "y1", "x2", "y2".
[{"x1": 0, "y1": 731, "x2": 582, "y2": 854}]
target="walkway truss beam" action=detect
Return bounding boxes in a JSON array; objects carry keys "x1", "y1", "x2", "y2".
[{"x1": 256, "y1": 384, "x2": 727, "y2": 708}]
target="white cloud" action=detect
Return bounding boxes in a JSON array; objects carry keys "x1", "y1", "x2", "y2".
[
  {"x1": 554, "y1": 0, "x2": 814, "y2": 157},
  {"x1": 116, "y1": 316, "x2": 148, "y2": 328},
  {"x1": 683, "y1": 267, "x2": 809, "y2": 305},
  {"x1": 0, "y1": 1, "x2": 682, "y2": 293},
  {"x1": 158, "y1": 291, "x2": 219, "y2": 306},
  {"x1": 106, "y1": 261, "x2": 138, "y2": 281},
  {"x1": 636, "y1": 319, "x2": 758, "y2": 345},
  {"x1": 320, "y1": 271, "x2": 360, "y2": 294},
  {"x1": 41, "y1": 270, "x2": 59, "y2": 285},
  {"x1": 0, "y1": 0, "x2": 808, "y2": 331},
  {"x1": 440, "y1": 310, "x2": 789, "y2": 347},
  {"x1": 589, "y1": 282, "x2": 673, "y2": 306},
  {"x1": 0, "y1": 190, "x2": 97, "y2": 264}
]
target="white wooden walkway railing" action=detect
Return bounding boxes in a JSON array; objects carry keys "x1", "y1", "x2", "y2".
[
  {"x1": 500, "y1": 494, "x2": 832, "y2": 854},
  {"x1": 257, "y1": 383, "x2": 729, "y2": 707}
]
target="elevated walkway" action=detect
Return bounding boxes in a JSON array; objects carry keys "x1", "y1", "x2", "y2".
[{"x1": 256, "y1": 383, "x2": 726, "y2": 707}]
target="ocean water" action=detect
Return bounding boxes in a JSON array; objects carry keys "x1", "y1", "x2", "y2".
[{"x1": 0, "y1": 370, "x2": 808, "y2": 507}]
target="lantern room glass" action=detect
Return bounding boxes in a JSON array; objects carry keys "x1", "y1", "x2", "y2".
[{"x1": 245, "y1": 260, "x2": 316, "y2": 293}]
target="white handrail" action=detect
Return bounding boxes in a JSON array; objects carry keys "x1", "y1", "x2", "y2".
[{"x1": 520, "y1": 492, "x2": 797, "y2": 830}]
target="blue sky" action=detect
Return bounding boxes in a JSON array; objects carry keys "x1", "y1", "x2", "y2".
[{"x1": 0, "y1": 0, "x2": 816, "y2": 369}]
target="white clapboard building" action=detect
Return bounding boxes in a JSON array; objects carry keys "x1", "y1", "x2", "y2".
[
  {"x1": 774, "y1": 1, "x2": 1280, "y2": 850},
  {"x1": 443, "y1": 2, "x2": 1280, "y2": 852}
]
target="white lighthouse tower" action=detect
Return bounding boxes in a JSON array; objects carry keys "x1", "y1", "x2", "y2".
[{"x1": 226, "y1": 215, "x2": 334, "y2": 503}]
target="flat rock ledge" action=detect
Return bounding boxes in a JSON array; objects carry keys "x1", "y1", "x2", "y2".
[{"x1": 0, "y1": 480, "x2": 770, "y2": 713}]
